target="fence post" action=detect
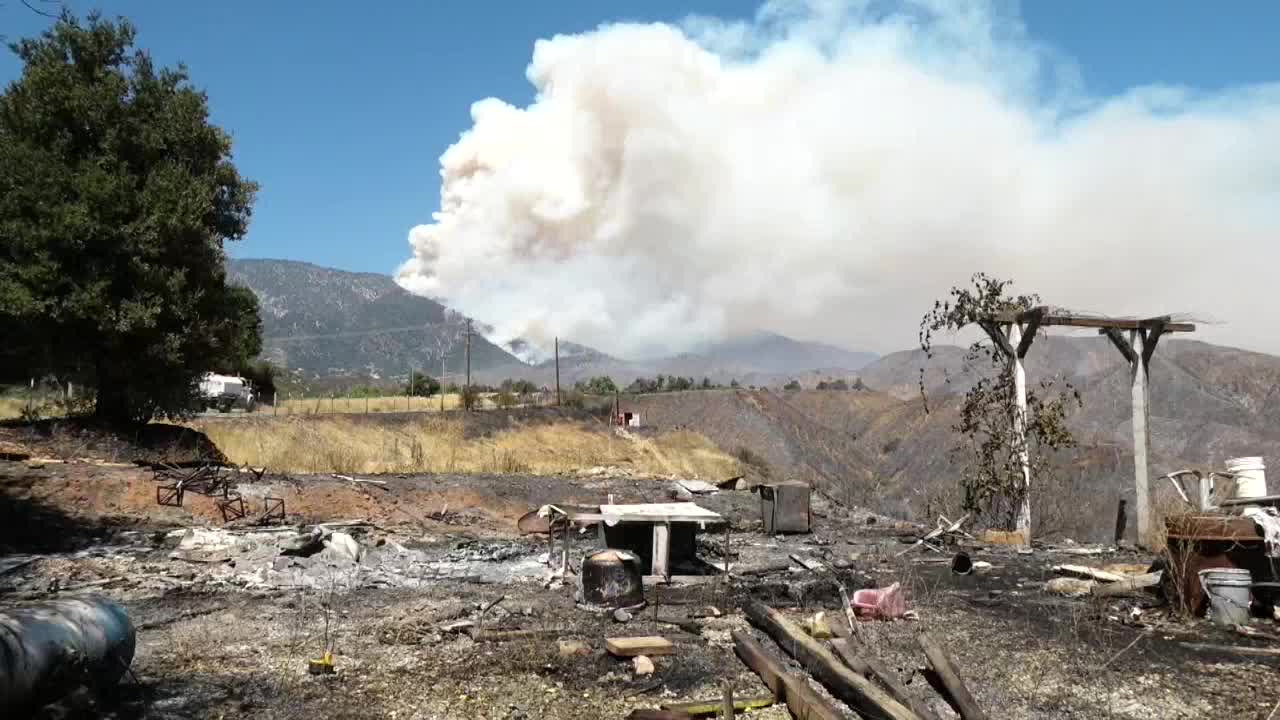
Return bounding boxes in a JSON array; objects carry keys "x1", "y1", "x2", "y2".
[{"x1": 273, "y1": 392, "x2": 278, "y2": 416}]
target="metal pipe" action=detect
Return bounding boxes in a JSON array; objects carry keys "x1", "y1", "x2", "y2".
[{"x1": 0, "y1": 595, "x2": 136, "y2": 711}]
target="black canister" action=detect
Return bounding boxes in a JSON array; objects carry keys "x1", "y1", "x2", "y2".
[{"x1": 579, "y1": 549, "x2": 646, "y2": 611}]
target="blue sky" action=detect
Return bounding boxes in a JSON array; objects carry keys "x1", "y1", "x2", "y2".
[{"x1": 2, "y1": 1, "x2": 1278, "y2": 277}]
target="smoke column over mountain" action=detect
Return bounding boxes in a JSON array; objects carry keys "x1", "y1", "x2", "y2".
[{"x1": 398, "y1": 0, "x2": 1280, "y2": 358}]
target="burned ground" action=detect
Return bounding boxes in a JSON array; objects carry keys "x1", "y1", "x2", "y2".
[{"x1": 2, "y1": 456, "x2": 1278, "y2": 719}]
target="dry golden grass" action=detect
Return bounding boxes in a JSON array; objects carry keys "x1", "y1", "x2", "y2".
[
  {"x1": 252, "y1": 393, "x2": 467, "y2": 415},
  {"x1": 193, "y1": 415, "x2": 742, "y2": 480},
  {"x1": 0, "y1": 397, "x2": 66, "y2": 420}
]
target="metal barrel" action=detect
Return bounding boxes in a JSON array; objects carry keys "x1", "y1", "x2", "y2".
[{"x1": 0, "y1": 595, "x2": 136, "y2": 711}]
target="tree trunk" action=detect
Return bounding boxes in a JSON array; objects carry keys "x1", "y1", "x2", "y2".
[{"x1": 93, "y1": 357, "x2": 143, "y2": 424}]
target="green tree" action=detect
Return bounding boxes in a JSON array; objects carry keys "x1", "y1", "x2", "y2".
[
  {"x1": 404, "y1": 371, "x2": 440, "y2": 397},
  {"x1": 783, "y1": 380, "x2": 801, "y2": 391},
  {"x1": 0, "y1": 13, "x2": 260, "y2": 422},
  {"x1": 575, "y1": 375, "x2": 618, "y2": 395},
  {"x1": 729, "y1": 379, "x2": 740, "y2": 388},
  {"x1": 919, "y1": 273, "x2": 1080, "y2": 530}
]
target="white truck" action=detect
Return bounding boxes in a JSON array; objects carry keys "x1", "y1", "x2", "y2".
[{"x1": 199, "y1": 373, "x2": 255, "y2": 413}]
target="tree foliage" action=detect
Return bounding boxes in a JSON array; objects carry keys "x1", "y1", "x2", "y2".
[
  {"x1": 919, "y1": 273, "x2": 1080, "y2": 530},
  {"x1": 574, "y1": 376, "x2": 617, "y2": 395},
  {"x1": 403, "y1": 371, "x2": 440, "y2": 397},
  {"x1": 0, "y1": 13, "x2": 260, "y2": 422}
]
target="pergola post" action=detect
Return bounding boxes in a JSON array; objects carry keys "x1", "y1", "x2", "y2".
[
  {"x1": 1129, "y1": 330, "x2": 1151, "y2": 545},
  {"x1": 979, "y1": 318, "x2": 1034, "y2": 545},
  {"x1": 983, "y1": 308, "x2": 1188, "y2": 550},
  {"x1": 1009, "y1": 323, "x2": 1031, "y2": 544}
]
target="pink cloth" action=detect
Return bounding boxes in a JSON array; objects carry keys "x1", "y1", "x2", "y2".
[{"x1": 851, "y1": 582, "x2": 908, "y2": 620}]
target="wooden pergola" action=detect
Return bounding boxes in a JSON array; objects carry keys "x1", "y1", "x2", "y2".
[{"x1": 980, "y1": 307, "x2": 1195, "y2": 547}]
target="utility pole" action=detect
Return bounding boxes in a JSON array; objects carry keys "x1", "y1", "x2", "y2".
[
  {"x1": 465, "y1": 319, "x2": 472, "y2": 410},
  {"x1": 441, "y1": 354, "x2": 446, "y2": 412},
  {"x1": 555, "y1": 336, "x2": 561, "y2": 407}
]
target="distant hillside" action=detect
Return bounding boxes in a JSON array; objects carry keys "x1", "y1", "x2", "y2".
[
  {"x1": 229, "y1": 260, "x2": 877, "y2": 387},
  {"x1": 227, "y1": 259, "x2": 521, "y2": 379},
  {"x1": 657, "y1": 331, "x2": 876, "y2": 378},
  {"x1": 644, "y1": 336, "x2": 1280, "y2": 543}
]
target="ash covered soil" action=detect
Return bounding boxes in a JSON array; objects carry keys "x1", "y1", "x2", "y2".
[{"x1": 2, "y1": 456, "x2": 1278, "y2": 719}]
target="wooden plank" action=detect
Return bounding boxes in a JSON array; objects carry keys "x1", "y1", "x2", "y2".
[
  {"x1": 917, "y1": 632, "x2": 989, "y2": 720},
  {"x1": 731, "y1": 630, "x2": 844, "y2": 720},
  {"x1": 1051, "y1": 565, "x2": 1127, "y2": 583},
  {"x1": 1179, "y1": 642, "x2": 1280, "y2": 658},
  {"x1": 830, "y1": 639, "x2": 942, "y2": 720},
  {"x1": 743, "y1": 602, "x2": 922, "y2": 720},
  {"x1": 607, "y1": 636, "x2": 676, "y2": 657},
  {"x1": 661, "y1": 696, "x2": 775, "y2": 717},
  {"x1": 1092, "y1": 572, "x2": 1162, "y2": 598},
  {"x1": 628, "y1": 710, "x2": 693, "y2": 720}
]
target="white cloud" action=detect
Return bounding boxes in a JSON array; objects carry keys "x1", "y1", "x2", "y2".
[{"x1": 398, "y1": 0, "x2": 1280, "y2": 357}]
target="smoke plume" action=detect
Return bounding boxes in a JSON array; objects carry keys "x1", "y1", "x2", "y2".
[{"x1": 398, "y1": 0, "x2": 1280, "y2": 358}]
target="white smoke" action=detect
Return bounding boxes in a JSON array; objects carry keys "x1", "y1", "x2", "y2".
[{"x1": 398, "y1": 0, "x2": 1280, "y2": 358}]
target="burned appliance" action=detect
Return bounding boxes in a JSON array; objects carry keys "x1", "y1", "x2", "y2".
[{"x1": 579, "y1": 549, "x2": 646, "y2": 612}]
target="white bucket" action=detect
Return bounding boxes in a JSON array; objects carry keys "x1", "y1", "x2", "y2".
[
  {"x1": 1198, "y1": 568, "x2": 1252, "y2": 626},
  {"x1": 1225, "y1": 456, "x2": 1267, "y2": 499}
]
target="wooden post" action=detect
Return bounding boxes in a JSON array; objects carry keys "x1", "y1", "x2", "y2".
[
  {"x1": 723, "y1": 521, "x2": 731, "y2": 576},
  {"x1": 652, "y1": 523, "x2": 670, "y2": 581},
  {"x1": 721, "y1": 682, "x2": 734, "y2": 719},
  {"x1": 743, "y1": 602, "x2": 922, "y2": 720},
  {"x1": 1007, "y1": 322, "x2": 1031, "y2": 545},
  {"x1": 1130, "y1": 329, "x2": 1152, "y2": 547},
  {"x1": 273, "y1": 392, "x2": 278, "y2": 416},
  {"x1": 731, "y1": 630, "x2": 844, "y2": 720},
  {"x1": 441, "y1": 355, "x2": 447, "y2": 412},
  {"x1": 830, "y1": 639, "x2": 941, "y2": 720},
  {"x1": 917, "y1": 632, "x2": 988, "y2": 720},
  {"x1": 1113, "y1": 498, "x2": 1127, "y2": 544},
  {"x1": 554, "y1": 336, "x2": 561, "y2": 407}
]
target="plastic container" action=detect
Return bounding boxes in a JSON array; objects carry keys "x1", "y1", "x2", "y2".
[
  {"x1": 1225, "y1": 456, "x2": 1267, "y2": 499},
  {"x1": 1198, "y1": 567, "x2": 1252, "y2": 626}
]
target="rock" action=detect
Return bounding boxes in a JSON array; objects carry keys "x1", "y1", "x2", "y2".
[
  {"x1": 558, "y1": 640, "x2": 591, "y2": 657},
  {"x1": 669, "y1": 483, "x2": 694, "y2": 501},
  {"x1": 613, "y1": 609, "x2": 632, "y2": 623},
  {"x1": 632, "y1": 655, "x2": 655, "y2": 675},
  {"x1": 1045, "y1": 577, "x2": 1095, "y2": 597},
  {"x1": 325, "y1": 532, "x2": 362, "y2": 563},
  {"x1": 689, "y1": 606, "x2": 721, "y2": 618}
]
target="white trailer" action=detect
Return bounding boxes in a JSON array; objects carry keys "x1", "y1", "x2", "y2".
[{"x1": 199, "y1": 373, "x2": 254, "y2": 412}]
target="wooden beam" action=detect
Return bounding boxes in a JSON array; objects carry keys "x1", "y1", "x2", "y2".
[
  {"x1": 917, "y1": 632, "x2": 989, "y2": 720},
  {"x1": 731, "y1": 630, "x2": 844, "y2": 720},
  {"x1": 661, "y1": 696, "x2": 775, "y2": 717},
  {"x1": 743, "y1": 602, "x2": 923, "y2": 720},
  {"x1": 1016, "y1": 310, "x2": 1042, "y2": 359},
  {"x1": 994, "y1": 309, "x2": 1193, "y2": 333},
  {"x1": 830, "y1": 639, "x2": 942, "y2": 720},
  {"x1": 977, "y1": 320, "x2": 1015, "y2": 359},
  {"x1": 1142, "y1": 324, "x2": 1165, "y2": 365},
  {"x1": 1101, "y1": 328, "x2": 1137, "y2": 364}
]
